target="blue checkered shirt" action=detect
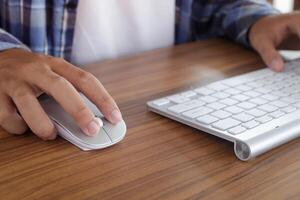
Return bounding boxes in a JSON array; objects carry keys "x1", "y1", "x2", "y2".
[{"x1": 0, "y1": 0, "x2": 279, "y2": 62}]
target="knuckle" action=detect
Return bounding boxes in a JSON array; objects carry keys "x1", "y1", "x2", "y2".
[
  {"x1": 20, "y1": 62, "x2": 51, "y2": 76},
  {"x1": 12, "y1": 86, "x2": 31, "y2": 100},
  {"x1": 50, "y1": 57, "x2": 66, "y2": 65},
  {"x1": 36, "y1": 63, "x2": 52, "y2": 73},
  {"x1": 49, "y1": 75, "x2": 69, "y2": 88},
  {"x1": 21, "y1": 61, "x2": 42, "y2": 71},
  {"x1": 73, "y1": 105, "x2": 91, "y2": 122},
  {"x1": 97, "y1": 95, "x2": 117, "y2": 114},
  {"x1": 78, "y1": 71, "x2": 95, "y2": 84}
]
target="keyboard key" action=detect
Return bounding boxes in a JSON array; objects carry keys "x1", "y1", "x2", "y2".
[
  {"x1": 261, "y1": 94, "x2": 279, "y2": 101},
  {"x1": 196, "y1": 115, "x2": 219, "y2": 125},
  {"x1": 153, "y1": 98, "x2": 170, "y2": 106},
  {"x1": 290, "y1": 94, "x2": 300, "y2": 99},
  {"x1": 232, "y1": 94, "x2": 250, "y2": 102},
  {"x1": 198, "y1": 96, "x2": 218, "y2": 103},
  {"x1": 168, "y1": 100, "x2": 205, "y2": 114},
  {"x1": 246, "y1": 109, "x2": 266, "y2": 117},
  {"x1": 182, "y1": 107, "x2": 213, "y2": 119},
  {"x1": 242, "y1": 120, "x2": 260, "y2": 129},
  {"x1": 211, "y1": 110, "x2": 232, "y2": 119},
  {"x1": 293, "y1": 102, "x2": 300, "y2": 109},
  {"x1": 219, "y1": 98, "x2": 238, "y2": 106},
  {"x1": 281, "y1": 97, "x2": 299, "y2": 104},
  {"x1": 285, "y1": 87, "x2": 300, "y2": 95},
  {"x1": 212, "y1": 92, "x2": 230, "y2": 99},
  {"x1": 273, "y1": 73, "x2": 288, "y2": 81},
  {"x1": 270, "y1": 100, "x2": 289, "y2": 108},
  {"x1": 258, "y1": 104, "x2": 278, "y2": 113},
  {"x1": 168, "y1": 95, "x2": 190, "y2": 104},
  {"x1": 224, "y1": 88, "x2": 241, "y2": 95},
  {"x1": 281, "y1": 106, "x2": 297, "y2": 113},
  {"x1": 228, "y1": 126, "x2": 247, "y2": 135},
  {"x1": 243, "y1": 91, "x2": 261, "y2": 98},
  {"x1": 272, "y1": 91, "x2": 289, "y2": 97},
  {"x1": 194, "y1": 87, "x2": 215, "y2": 96},
  {"x1": 206, "y1": 102, "x2": 226, "y2": 110},
  {"x1": 235, "y1": 85, "x2": 252, "y2": 91},
  {"x1": 223, "y1": 77, "x2": 251, "y2": 87},
  {"x1": 260, "y1": 77, "x2": 274, "y2": 84},
  {"x1": 267, "y1": 83, "x2": 285, "y2": 91},
  {"x1": 224, "y1": 106, "x2": 244, "y2": 114},
  {"x1": 247, "y1": 82, "x2": 264, "y2": 88},
  {"x1": 250, "y1": 97, "x2": 269, "y2": 105},
  {"x1": 212, "y1": 118, "x2": 241, "y2": 131},
  {"x1": 181, "y1": 91, "x2": 197, "y2": 98},
  {"x1": 207, "y1": 83, "x2": 229, "y2": 91},
  {"x1": 255, "y1": 87, "x2": 272, "y2": 94},
  {"x1": 256, "y1": 115, "x2": 273, "y2": 123},
  {"x1": 237, "y1": 102, "x2": 257, "y2": 110},
  {"x1": 233, "y1": 113, "x2": 254, "y2": 122},
  {"x1": 269, "y1": 110, "x2": 285, "y2": 118}
]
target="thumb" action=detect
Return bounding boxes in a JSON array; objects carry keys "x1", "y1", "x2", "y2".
[{"x1": 255, "y1": 39, "x2": 284, "y2": 72}]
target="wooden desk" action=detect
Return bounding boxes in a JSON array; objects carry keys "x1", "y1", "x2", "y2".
[{"x1": 0, "y1": 39, "x2": 299, "y2": 199}]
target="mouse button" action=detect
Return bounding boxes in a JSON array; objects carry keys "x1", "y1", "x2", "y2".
[
  {"x1": 103, "y1": 120, "x2": 127, "y2": 143},
  {"x1": 39, "y1": 98, "x2": 67, "y2": 122},
  {"x1": 49, "y1": 111, "x2": 111, "y2": 146},
  {"x1": 72, "y1": 127, "x2": 112, "y2": 146},
  {"x1": 80, "y1": 94, "x2": 104, "y2": 117},
  {"x1": 52, "y1": 113, "x2": 112, "y2": 147},
  {"x1": 39, "y1": 96, "x2": 112, "y2": 147}
]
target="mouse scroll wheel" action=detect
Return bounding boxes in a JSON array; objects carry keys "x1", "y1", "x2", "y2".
[{"x1": 95, "y1": 116, "x2": 104, "y2": 127}]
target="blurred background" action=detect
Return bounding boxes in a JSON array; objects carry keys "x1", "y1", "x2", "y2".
[{"x1": 269, "y1": 0, "x2": 299, "y2": 12}]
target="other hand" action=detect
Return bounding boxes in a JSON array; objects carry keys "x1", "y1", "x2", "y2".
[{"x1": 249, "y1": 12, "x2": 300, "y2": 71}]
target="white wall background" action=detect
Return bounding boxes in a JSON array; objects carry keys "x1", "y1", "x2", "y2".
[{"x1": 273, "y1": 0, "x2": 294, "y2": 13}]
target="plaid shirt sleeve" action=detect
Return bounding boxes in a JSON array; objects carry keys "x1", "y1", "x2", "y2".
[
  {"x1": 177, "y1": 0, "x2": 280, "y2": 47},
  {"x1": 0, "y1": 28, "x2": 29, "y2": 52}
]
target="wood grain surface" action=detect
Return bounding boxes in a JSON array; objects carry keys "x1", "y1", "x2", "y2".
[{"x1": 0, "y1": 39, "x2": 299, "y2": 200}]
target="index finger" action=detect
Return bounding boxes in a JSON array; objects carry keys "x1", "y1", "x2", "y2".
[
  {"x1": 51, "y1": 58, "x2": 122, "y2": 124},
  {"x1": 23, "y1": 66, "x2": 101, "y2": 136}
]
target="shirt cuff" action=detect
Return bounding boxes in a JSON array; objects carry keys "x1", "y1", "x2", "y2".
[{"x1": 0, "y1": 29, "x2": 30, "y2": 52}]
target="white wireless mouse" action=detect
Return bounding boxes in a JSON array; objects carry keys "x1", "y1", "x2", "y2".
[{"x1": 38, "y1": 94, "x2": 127, "y2": 150}]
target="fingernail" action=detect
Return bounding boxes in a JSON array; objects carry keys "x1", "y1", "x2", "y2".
[
  {"x1": 84, "y1": 120, "x2": 100, "y2": 136},
  {"x1": 110, "y1": 109, "x2": 122, "y2": 124},
  {"x1": 270, "y1": 59, "x2": 282, "y2": 71}
]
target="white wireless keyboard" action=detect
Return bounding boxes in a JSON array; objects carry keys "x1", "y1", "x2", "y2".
[{"x1": 147, "y1": 59, "x2": 300, "y2": 161}]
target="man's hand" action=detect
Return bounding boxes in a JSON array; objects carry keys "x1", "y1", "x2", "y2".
[
  {"x1": 0, "y1": 49, "x2": 122, "y2": 140},
  {"x1": 249, "y1": 12, "x2": 300, "y2": 72}
]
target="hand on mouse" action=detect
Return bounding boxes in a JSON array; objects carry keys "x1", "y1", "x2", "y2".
[
  {"x1": 249, "y1": 12, "x2": 300, "y2": 72},
  {"x1": 0, "y1": 48, "x2": 122, "y2": 140}
]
